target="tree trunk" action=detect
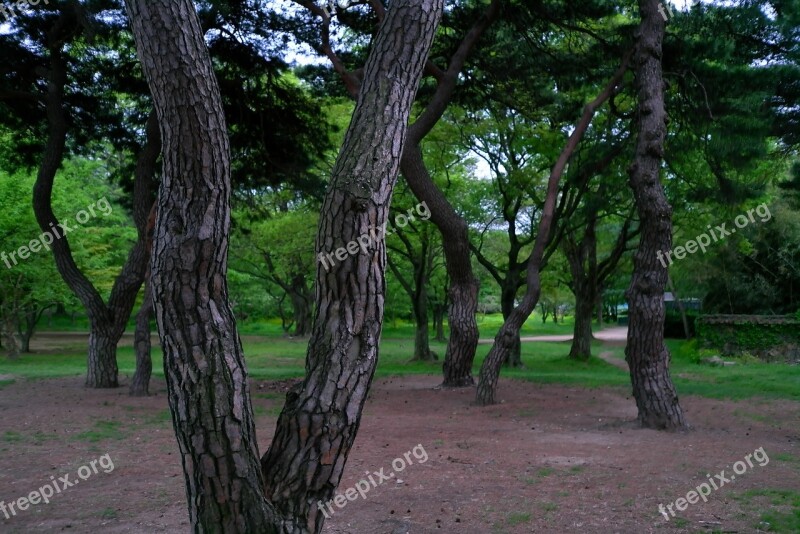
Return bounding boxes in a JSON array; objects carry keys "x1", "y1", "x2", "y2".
[
  {"x1": 476, "y1": 55, "x2": 631, "y2": 406},
  {"x1": 126, "y1": 0, "x2": 443, "y2": 531},
  {"x1": 261, "y1": 3, "x2": 443, "y2": 529},
  {"x1": 433, "y1": 303, "x2": 446, "y2": 342},
  {"x1": 129, "y1": 281, "x2": 153, "y2": 397},
  {"x1": 412, "y1": 289, "x2": 435, "y2": 361},
  {"x1": 86, "y1": 328, "x2": 119, "y2": 388},
  {"x1": 31, "y1": 33, "x2": 158, "y2": 388},
  {"x1": 499, "y1": 285, "x2": 522, "y2": 367},
  {"x1": 569, "y1": 287, "x2": 594, "y2": 360},
  {"x1": 401, "y1": 146, "x2": 479, "y2": 386},
  {"x1": 624, "y1": 0, "x2": 687, "y2": 430},
  {"x1": 289, "y1": 289, "x2": 312, "y2": 337}
]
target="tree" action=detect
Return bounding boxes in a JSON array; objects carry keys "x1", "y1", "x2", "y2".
[
  {"x1": 286, "y1": 0, "x2": 501, "y2": 387},
  {"x1": 623, "y1": 0, "x2": 687, "y2": 430},
  {"x1": 476, "y1": 54, "x2": 631, "y2": 406},
  {"x1": 124, "y1": 0, "x2": 443, "y2": 532}
]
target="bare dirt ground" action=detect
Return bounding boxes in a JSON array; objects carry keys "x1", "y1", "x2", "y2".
[{"x1": 1, "y1": 340, "x2": 799, "y2": 533}]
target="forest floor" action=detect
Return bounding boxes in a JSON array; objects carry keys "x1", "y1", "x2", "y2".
[{"x1": 0, "y1": 335, "x2": 799, "y2": 533}]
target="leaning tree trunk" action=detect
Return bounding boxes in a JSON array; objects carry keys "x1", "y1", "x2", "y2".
[
  {"x1": 624, "y1": 0, "x2": 687, "y2": 430},
  {"x1": 125, "y1": 0, "x2": 443, "y2": 531},
  {"x1": 476, "y1": 55, "x2": 631, "y2": 406},
  {"x1": 261, "y1": 2, "x2": 443, "y2": 530}
]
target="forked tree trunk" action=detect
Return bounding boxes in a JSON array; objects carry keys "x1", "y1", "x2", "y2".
[
  {"x1": 125, "y1": 0, "x2": 443, "y2": 531},
  {"x1": 624, "y1": 0, "x2": 687, "y2": 430},
  {"x1": 476, "y1": 56, "x2": 631, "y2": 406},
  {"x1": 31, "y1": 26, "x2": 157, "y2": 388}
]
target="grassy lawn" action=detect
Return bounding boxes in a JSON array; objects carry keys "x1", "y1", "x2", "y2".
[{"x1": 1, "y1": 320, "x2": 798, "y2": 402}]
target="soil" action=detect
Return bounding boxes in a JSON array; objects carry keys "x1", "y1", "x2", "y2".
[{"x1": 1, "y1": 337, "x2": 799, "y2": 533}]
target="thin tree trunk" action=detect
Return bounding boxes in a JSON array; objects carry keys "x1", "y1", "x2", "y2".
[
  {"x1": 126, "y1": 0, "x2": 443, "y2": 531},
  {"x1": 412, "y1": 289, "x2": 435, "y2": 361},
  {"x1": 129, "y1": 280, "x2": 153, "y2": 397},
  {"x1": 476, "y1": 55, "x2": 631, "y2": 406},
  {"x1": 624, "y1": 0, "x2": 687, "y2": 430}
]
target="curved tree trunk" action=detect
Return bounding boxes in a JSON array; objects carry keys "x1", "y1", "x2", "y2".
[
  {"x1": 401, "y1": 146, "x2": 480, "y2": 383},
  {"x1": 32, "y1": 28, "x2": 158, "y2": 388},
  {"x1": 624, "y1": 0, "x2": 687, "y2": 430},
  {"x1": 476, "y1": 55, "x2": 631, "y2": 406},
  {"x1": 126, "y1": 0, "x2": 443, "y2": 531}
]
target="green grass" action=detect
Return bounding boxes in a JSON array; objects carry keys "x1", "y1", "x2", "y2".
[
  {"x1": 732, "y1": 489, "x2": 800, "y2": 532},
  {"x1": 1, "y1": 323, "x2": 799, "y2": 402},
  {"x1": 73, "y1": 420, "x2": 126, "y2": 443}
]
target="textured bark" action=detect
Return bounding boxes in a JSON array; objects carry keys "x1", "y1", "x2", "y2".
[
  {"x1": 126, "y1": 0, "x2": 442, "y2": 531},
  {"x1": 313, "y1": 0, "x2": 500, "y2": 387},
  {"x1": 476, "y1": 57, "x2": 631, "y2": 406},
  {"x1": 125, "y1": 0, "x2": 277, "y2": 529},
  {"x1": 566, "y1": 214, "x2": 598, "y2": 361},
  {"x1": 401, "y1": 146, "x2": 479, "y2": 381},
  {"x1": 261, "y1": 2, "x2": 443, "y2": 531},
  {"x1": 624, "y1": 0, "x2": 687, "y2": 430}
]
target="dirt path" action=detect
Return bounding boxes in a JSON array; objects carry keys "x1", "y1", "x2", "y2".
[
  {"x1": 1, "y1": 371, "x2": 798, "y2": 533},
  {"x1": 478, "y1": 326, "x2": 629, "y2": 344}
]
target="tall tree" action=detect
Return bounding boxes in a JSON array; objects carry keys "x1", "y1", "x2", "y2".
[
  {"x1": 476, "y1": 55, "x2": 631, "y2": 406},
  {"x1": 125, "y1": 0, "x2": 443, "y2": 532},
  {"x1": 623, "y1": 0, "x2": 687, "y2": 430},
  {"x1": 287, "y1": 0, "x2": 501, "y2": 387}
]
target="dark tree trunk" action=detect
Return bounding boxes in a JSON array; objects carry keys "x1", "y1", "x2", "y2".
[
  {"x1": 565, "y1": 215, "x2": 598, "y2": 361},
  {"x1": 316, "y1": 0, "x2": 499, "y2": 389},
  {"x1": 570, "y1": 288, "x2": 595, "y2": 360},
  {"x1": 624, "y1": 0, "x2": 687, "y2": 430},
  {"x1": 412, "y1": 288, "x2": 436, "y2": 361},
  {"x1": 31, "y1": 29, "x2": 158, "y2": 388},
  {"x1": 261, "y1": 4, "x2": 443, "y2": 529},
  {"x1": 476, "y1": 56, "x2": 631, "y2": 406},
  {"x1": 129, "y1": 280, "x2": 153, "y2": 397},
  {"x1": 401, "y1": 146, "x2": 479, "y2": 384},
  {"x1": 500, "y1": 284, "x2": 522, "y2": 367},
  {"x1": 289, "y1": 288, "x2": 312, "y2": 337},
  {"x1": 433, "y1": 303, "x2": 446, "y2": 342},
  {"x1": 126, "y1": 0, "x2": 443, "y2": 531}
]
